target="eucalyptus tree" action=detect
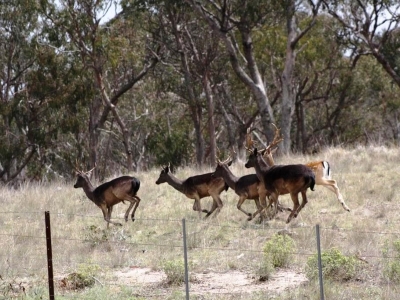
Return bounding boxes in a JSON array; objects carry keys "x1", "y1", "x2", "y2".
[
  {"x1": 41, "y1": 0, "x2": 160, "y2": 174},
  {"x1": 184, "y1": 0, "x2": 277, "y2": 144},
  {"x1": 124, "y1": 0, "x2": 230, "y2": 166},
  {"x1": 0, "y1": 0, "x2": 53, "y2": 182},
  {"x1": 322, "y1": 0, "x2": 400, "y2": 87}
]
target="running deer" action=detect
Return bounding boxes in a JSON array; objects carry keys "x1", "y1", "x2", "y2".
[
  {"x1": 245, "y1": 148, "x2": 315, "y2": 223},
  {"x1": 212, "y1": 157, "x2": 265, "y2": 221},
  {"x1": 155, "y1": 165, "x2": 229, "y2": 218},
  {"x1": 257, "y1": 125, "x2": 350, "y2": 212},
  {"x1": 74, "y1": 166, "x2": 141, "y2": 228}
]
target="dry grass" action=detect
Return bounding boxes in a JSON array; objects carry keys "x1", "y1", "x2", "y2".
[{"x1": 1, "y1": 145, "x2": 400, "y2": 299}]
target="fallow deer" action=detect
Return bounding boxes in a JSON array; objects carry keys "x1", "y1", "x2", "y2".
[
  {"x1": 155, "y1": 165, "x2": 229, "y2": 218},
  {"x1": 212, "y1": 157, "x2": 265, "y2": 221},
  {"x1": 74, "y1": 167, "x2": 141, "y2": 228},
  {"x1": 245, "y1": 148, "x2": 315, "y2": 223},
  {"x1": 259, "y1": 125, "x2": 350, "y2": 212}
]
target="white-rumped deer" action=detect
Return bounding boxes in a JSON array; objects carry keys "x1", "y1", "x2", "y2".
[
  {"x1": 212, "y1": 158, "x2": 265, "y2": 221},
  {"x1": 245, "y1": 148, "x2": 315, "y2": 223},
  {"x1": 259, "y1": 125, "x2": 350, "y2": 212},
  {"x1": 155, "y1": 165, "x2": 228, "y2": 218},
  {"x1": 74, "y1": 167, "x2": 141, "y2": 228}
]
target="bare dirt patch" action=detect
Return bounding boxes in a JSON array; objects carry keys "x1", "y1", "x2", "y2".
[{"x1": 113, "y1": 266, "x2": 307, "y2": 296}]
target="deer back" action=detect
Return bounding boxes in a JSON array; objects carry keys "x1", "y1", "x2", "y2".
[
  {"x1": 263, "y1": 164, "x2": 315, "y2": 193},
  {"x1": 183, "y1": 172, "x2": 228, "y2": 198},
  {"x1": 93, "y1": 176, "x2": 140, "y2": 205}
]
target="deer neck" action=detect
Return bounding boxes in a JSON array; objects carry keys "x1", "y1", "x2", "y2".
[
  {"x1": 81, "y1": 179, "x2": 96, "y2": 202},
  {"x1": 219, "y1": 167, "x2": 238, "y2": 190},
  {"x1": 165, "y1": 173, "x2": 186, "y2": 193},
  {"x1": 255, "y1": 155, "x2": 270, "y2": 180}
]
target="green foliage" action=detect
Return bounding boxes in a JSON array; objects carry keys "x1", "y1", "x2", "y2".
[
  {"x1": 306, "y1": 248, "x2": 360, "y2": 282},
  {"x1": 263, "y1": 233, "x2": 296, "y2": 268},
  {"x1": 62, "y1": 263, "x2": 101, "y2": 290},
  {"x1": 382, "y1": 239, "x2": 400, "y2": 283},
  {"x1": 162, "y1": 259, "x2": 189, "y2": 285},
  {"x1": 147, "y1": 129, "x2": 191, "y2": 167}
]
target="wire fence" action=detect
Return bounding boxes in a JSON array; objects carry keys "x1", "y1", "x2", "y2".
[{"x1": 1, "y1": 210, "x2": 400, "y2": 299}]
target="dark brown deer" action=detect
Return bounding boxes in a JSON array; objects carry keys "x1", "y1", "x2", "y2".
[
  {"x1": 74, "y1": 167, "x2": 141, "y2": 228},
  {"x1": 212, "y1": 157, "x2": 265, "y2": 221},
  {"x1": 245, "y1": 148, "x2": 315, "y2": 223},
  {"x1": 155, "y1": 165, "x2": 228, "y2": 218},
  {"x1": 259, "y1": 125, "x2": 350, "y2": 212}
]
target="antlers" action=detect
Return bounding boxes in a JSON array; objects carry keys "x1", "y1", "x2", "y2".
[
  {"x1": 75, "y1": 160, "x2": 96, "y2": 176},
  {"x1": 264, "y1": 123, "x2": 283, "y2": 154},
  {"x1": 245, "y1": 124, "x2": 283, "y2": 154},
  {"x1": 216, "y1": 147, "x2": 233, "y2": 165}
]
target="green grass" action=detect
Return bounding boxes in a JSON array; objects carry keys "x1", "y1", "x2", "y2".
[{"x1": 1, "y1": 145, "x2": 400, "y2": 298}]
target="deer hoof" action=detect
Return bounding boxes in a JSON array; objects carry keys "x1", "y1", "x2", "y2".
[{"x1": 131, "y1": 217, "x2": 135, "y2": 222}]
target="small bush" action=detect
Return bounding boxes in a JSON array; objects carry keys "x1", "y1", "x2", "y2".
[
  {"x1": 162, "y1": 259, "x2": 189, "y2": 285},
  {"x1": 60, "y1": 263, "x2": 101, "y2": 290},
  {"x1": 306, "y1": 248, "x2": 360, "y2": 282},
  {"x1": 263, "y1": 233, "x2": 296, "y2": 268},
  {"x1": 382, "y1": 239, "x2": 400, "y2": 283},
  {"x1": 256, "y1": 260, "x2": 275, "y2": 281}
]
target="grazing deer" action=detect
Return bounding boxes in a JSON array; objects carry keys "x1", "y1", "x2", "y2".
[
  {"x1": 155, "y1": 165, "x2": 228, "y2": 218},
  {"x1": 259, "y1": 125, "x2": 350, "y2": 212},
  {"x1": 245, "y1": 148, "x2": 315, "y2": 223},
  {"x1": 212, "y1": 157, "x2": 265, "y2": 221},
  {"x1": 74, "y1": 167, "x2": 141, "y2": 228}
]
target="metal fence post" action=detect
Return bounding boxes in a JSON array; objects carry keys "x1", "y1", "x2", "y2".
[
  {"x1": 316, "y1": 224, "x2": 324, "y2": 300},
  {"x1": 45, "y1": 211, "x2": 55, "y2": 300},
  {"x1": 182, "y1": 218, "x2": 190, "y2": 300}
]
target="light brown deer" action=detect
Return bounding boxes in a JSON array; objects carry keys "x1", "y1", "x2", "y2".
[
  {"x1": 245, "y1": 148, "x2": 315, "y2": 223},
  {"x1": 155, "y1": 165, "x2": 228, "y2": 218},
  {"x1": 74, "y1": 167, "x2": 141, "y2": 228},
  {"x1": 212, "y1": 157, "x2": 265, "y2": 221},
  {"x1": 259, "y1": 125, "x2": 350, "y2": 212}
]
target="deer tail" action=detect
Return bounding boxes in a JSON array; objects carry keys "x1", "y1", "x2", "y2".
[
  {"x1": 309, "y1": 174, "x2": 316, "y2": 191},
  {"x1": 131, "y1": 178, "x2": 140, "y2": 195}
]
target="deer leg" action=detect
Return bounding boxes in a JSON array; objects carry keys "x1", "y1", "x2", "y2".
[
  {"x1": 102, "y1": 205, "x2": 122, "y2": 228},
  {"x1": 250, "y1": 191, "x2": 269, "y2": 220},
  {"x1": 124, "y1": 201, "x2": 135, "y2": 223},
  {"x1": 237, "y1": 195, "x2": 252, "y2": 219},
  {"x1": 206, "y1": 195, "x2": 223, "y2": 218},
  {"x1": 296, "y1": 190, "x2": 308, "y2": 215},
  {"x1": 130, "y1": 196, "x2": 141, "y2": 222},
  {"x1": 193, "y1": 198, "x2": 208, "y2": 218},
  {"x1": 322, "y1": 181, "x2": 350, "y2": 212},
  {"x1": 287, "y1": 194, "x2": 300, "y2": 224}
]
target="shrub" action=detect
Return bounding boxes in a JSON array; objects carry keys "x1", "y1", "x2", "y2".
[
  {"x1": 382, "y1": 239, "x2": 400, "y2": 283},
  {"x1": 162, "y1": 259, "x2": 189, "y2": 285},
  {"x1": 306, "y1": 248, "x2": 360, "y2": 282},
  {"x1": 60, "y1": 263, "x2": 101, "y2": 290},
  {"x1": 263, "y1": 233, "x2": 296, "y2": 268}
]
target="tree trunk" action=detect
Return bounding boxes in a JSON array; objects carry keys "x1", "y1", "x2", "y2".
[{"x1": 203, "y1": 73, "x2": 216, "y2": 166}]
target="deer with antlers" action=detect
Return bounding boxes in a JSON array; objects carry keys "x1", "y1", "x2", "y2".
[
  {"x1": 212, "y1": 156, "x2": 266, "y2": 221},
  {"x1": 257, "y1": 125, "x2": 350, "y2": 212},
  {"x1": 245, "y1": 147, "x2": 316, "y2": 223},
  {"x1": 74, "y1": 166, "x2": 141, "y2": 228},
  {"x1": 155, "y1": 164, "x2": 228, "y2": 218}
]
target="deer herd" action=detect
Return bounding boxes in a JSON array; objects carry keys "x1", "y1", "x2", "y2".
[{"x1": 74, "y1": 125, "x2": 350, "y2": 228}]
